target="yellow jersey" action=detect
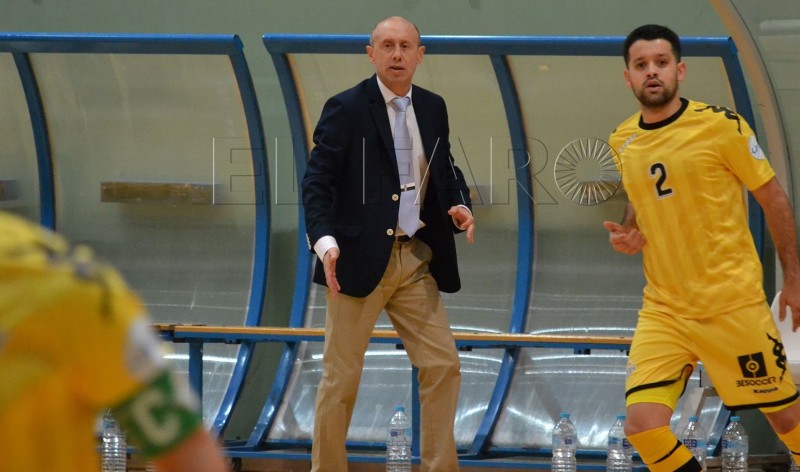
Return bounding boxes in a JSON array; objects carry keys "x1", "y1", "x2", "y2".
[
  {"x1": 610, "y1": 98, "x2": 775, "y2": 318},
  {"x1": 0, "y1": 213, "x2": 197, "y2": 471}
]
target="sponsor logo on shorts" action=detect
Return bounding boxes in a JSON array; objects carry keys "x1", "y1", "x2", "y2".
[
  {"x1": 736, "y1": 376, "x2": 777, "y2": 388},
  {"x1": 737, "y1": 352, "x2": 767, "y2": 378},
  {"x1": 735, "y1": 341, "x2": 788, "y2": 392},
  {"x1": 735, "y1": 351, "x2": 778, "y2": 389}
]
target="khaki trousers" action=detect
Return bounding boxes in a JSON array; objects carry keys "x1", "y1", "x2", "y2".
[{"x1": 311, "y1": 238, "x2": 461, "y2": 471}]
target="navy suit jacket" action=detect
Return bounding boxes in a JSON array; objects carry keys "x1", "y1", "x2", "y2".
[{"x1": 302, "y1": 75, "x2": 472, "y2": 297}]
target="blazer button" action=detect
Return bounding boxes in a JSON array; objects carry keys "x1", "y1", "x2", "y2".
[
  {"x1": 392, "y1": 194, "x2": 399, "y2": 201},
  {"x1": 386, "y1": 229, "x2": 394, "y2": 236}
]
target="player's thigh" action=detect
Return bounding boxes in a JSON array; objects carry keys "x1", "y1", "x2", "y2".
[
  {"x1": 626, "y1": 310, "x2": 696, "y2": 412},
  {"x1": 695, "y1": 302, "x2": 797, "y2": 409}
]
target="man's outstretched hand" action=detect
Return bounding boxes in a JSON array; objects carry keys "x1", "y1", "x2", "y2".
[{"x1": 603, "y1": 221, "x2": 645, "y2": 255}]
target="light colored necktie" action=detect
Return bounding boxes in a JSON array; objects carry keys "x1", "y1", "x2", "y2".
[{"x1": 391, "y1": 97, "x2": 420, "y2": 237}]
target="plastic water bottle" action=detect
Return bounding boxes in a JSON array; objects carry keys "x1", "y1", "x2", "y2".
[
  {"x1": 386, "y1": 405, "x2": 412, "y2": 472},
  {"x1": 606, "y1": 415, "x2": 632, "y2": 472},
  {"x1": 721, "y1": 415, "x2": 748, "y2": 472},
  {"x1": 551, "y1": 412, "x2": 577, "y2": 472},
  {"x1": 680, "y1": 416, "x2": 707, "y2": 470},
  {"x1": 101, "y1": 409, "x2": 127, "y2": 472}
]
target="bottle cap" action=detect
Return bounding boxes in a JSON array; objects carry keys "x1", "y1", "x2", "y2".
[
  {"x1": 395, "y1": 405, "x2": 405, "y2": 412},
  {"x1": 688, "y1": 416, "x2": 698, "y2": 421},
  {"x1": 730, "y1": 415, "x2": 740, "y2": 421},
  {"x1": 616, "y1": 415, "x2": 626, "y2": 420},
  {"x1": 560, "y1": 412, "x2": 570, "y2": 418}
]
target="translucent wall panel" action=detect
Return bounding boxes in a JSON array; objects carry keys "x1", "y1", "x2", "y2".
[
  {"x1": 270, "y1": 53, "x2": 515, "y2": 447},
  {"x1": 493, "y1": 55, "x2": 739, "y2": 450},
  {"x1": 31, "y1": 52, "x2": 257, "y2": 424},
  {"x1": 0, "y1": 53, "x2": 40, "y2": 221}
]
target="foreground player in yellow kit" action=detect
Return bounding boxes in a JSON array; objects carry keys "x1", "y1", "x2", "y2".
[
  {"x1": 0, "y1": 212, "x2": 228, "y2": 472},
  {"x1": 603, "y1": 24, "x2": 800, "y2": 471}
]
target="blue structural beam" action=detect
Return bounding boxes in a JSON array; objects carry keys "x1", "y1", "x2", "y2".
[
  {"x1": 263, "y1": 34, "x2": 738, "y2": 56},
  {"x1": 215, "y1": 42, "x2": 271, "y2": 435},
  {"x1": 0, "y1": 32, "x2": 268, "y2": 435},
  {"x1": 245, "y1": 48, "x2": 314, "y2": 450},
  {"x1": 0, "y1": 32, "x2": 244, "y2": 55},
  {"x1": 469, "y1": 53, "x2": 533, "y2": 456},
  {"x1": 11, "y1": 52, "x2": 55, "y2": 229}
]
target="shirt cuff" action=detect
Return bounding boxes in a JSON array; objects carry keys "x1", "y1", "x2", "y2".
[
  {"x1": 451, "y1": 204, "x2": 472, "y2": 226},
  {"x1": 313, "y1": 235, "x2": 338, "y2": 260}
]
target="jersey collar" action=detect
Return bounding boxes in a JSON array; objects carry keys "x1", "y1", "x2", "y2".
[{"x1": 638, "y1": 97, "x2": 689, "y2": 130}]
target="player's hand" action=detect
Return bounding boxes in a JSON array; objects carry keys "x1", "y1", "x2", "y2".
[
  {"x1": 323, "y1": 247, "x2": 341, "y2": 297},
  {"x1": 603, "y1": 221, "x2": 646, "y2": 255},
  {"x1": 449, "y1": 206, "x2": 475, "y2": 243},
  {"x1": 779, "y1": 276, "x2": 800, "y2": 332}
]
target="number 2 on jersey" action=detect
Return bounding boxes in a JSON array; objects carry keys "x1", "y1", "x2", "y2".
[{"x1": 649, "y1": 162, "x2": 673, "y2": 198}]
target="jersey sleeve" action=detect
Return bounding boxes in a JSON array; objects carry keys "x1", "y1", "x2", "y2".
[
  {"x1": 62, "y1": 252, "x2": 205, "y2": 458},
  {"x1": 716, "y1": 113, "x2": 775, "y2": 191},
  {"x1": 112, "y1": 369, "x2": 204, "y2": 458}
]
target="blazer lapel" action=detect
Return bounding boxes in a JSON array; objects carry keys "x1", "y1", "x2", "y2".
[
  {"x1": 411, "y1": 88, "x2": 435, "y2": 164},
  {"x1": 366, "y1": 76, "x2": 396, "y2": 165}
]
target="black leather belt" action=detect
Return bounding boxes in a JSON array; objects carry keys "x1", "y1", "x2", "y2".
[{"x1": 394, "y1": 234, "x2": 413, "y2": 243}]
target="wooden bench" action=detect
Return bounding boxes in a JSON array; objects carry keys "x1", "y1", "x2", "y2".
[{"x1": 154, "y1": 323, "x2": 633, "y2": 399}]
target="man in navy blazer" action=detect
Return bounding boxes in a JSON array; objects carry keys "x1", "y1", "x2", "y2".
[{"x1": 302, "y1": 16, "x2": 475, "y2": 472}]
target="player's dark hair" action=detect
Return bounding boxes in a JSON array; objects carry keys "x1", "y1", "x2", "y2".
[{"x1": 623, "y1": 24, "x2": 681, "y2": 65}]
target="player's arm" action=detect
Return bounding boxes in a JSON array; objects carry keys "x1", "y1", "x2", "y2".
[
  {"x1": 603, "y1": 201, "x2": 646, "y2": 255},
  {"x1": 752, "y1": 176, "x2": 800, "y2": 330},
  {"x1": 111, "y1": 370, "x2": 227, "y2": 472},
  {"x1": 60, "y1": 241, "x2": 228, "y2": 471}
]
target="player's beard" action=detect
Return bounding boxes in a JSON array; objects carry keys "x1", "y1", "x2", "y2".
[{"x1": 634, "y1": 79, "x2": 678, "y2": 110}]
